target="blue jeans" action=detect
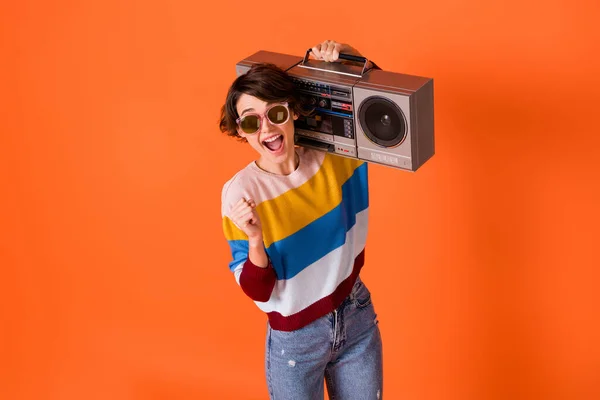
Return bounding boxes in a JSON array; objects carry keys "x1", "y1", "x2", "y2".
[{"x1": 265, "y1": 277, "x2": 383, "y2": 399}]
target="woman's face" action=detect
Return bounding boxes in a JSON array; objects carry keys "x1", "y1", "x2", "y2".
[{"x1": 236, "y1": 93, "x2": 298, "y2": 173}]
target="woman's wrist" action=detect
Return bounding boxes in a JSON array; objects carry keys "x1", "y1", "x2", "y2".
[
  {"x1": 248, "y1": 237, "x2": 263, "y2": 248},
  {"x1": 248, "y1": 239, "x2": 269, "y2": 268}
]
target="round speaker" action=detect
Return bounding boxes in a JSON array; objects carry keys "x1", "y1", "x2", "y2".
[{"x1": 358, "y1": 96, "x2": 407, "y2": 147}]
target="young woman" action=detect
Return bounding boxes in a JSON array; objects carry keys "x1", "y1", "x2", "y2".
[{"x1": 219, "y1": 40, "x2": 383, "y2": 399}]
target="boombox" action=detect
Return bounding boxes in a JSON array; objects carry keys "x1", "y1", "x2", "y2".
[{"x1": 235, "y1": 50, "x2": 434, "y2": 172}]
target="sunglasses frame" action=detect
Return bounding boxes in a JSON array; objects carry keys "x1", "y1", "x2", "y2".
[{"x1": 236, "y1": 102, "x2": 290, "y2": 135}]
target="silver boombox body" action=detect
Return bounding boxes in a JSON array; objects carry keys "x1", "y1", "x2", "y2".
[{"x1": 235, "y1": 50, "x2": 434, "y2": 172}]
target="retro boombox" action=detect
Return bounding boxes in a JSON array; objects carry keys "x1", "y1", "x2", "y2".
[{"x1": 235, "y1": 50, "x2": 434, "y2": 171}]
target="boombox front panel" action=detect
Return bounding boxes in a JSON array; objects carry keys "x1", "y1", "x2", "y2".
[{"x1": 353, "y1": 87, "x2": 414, "y2": 170}]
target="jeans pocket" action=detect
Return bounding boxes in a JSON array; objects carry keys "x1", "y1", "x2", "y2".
[{"x1": 353, "y1": 281, "x2": 372, "y2": 309}]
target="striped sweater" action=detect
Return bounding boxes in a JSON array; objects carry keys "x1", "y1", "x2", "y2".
[{"x1": 221, "y1": 147, "x2": 369, "y2": 331}]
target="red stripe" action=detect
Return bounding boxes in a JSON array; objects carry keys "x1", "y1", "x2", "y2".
[
  {"x1": 239, "y1": 258, "x2": 276, "y2": 302},
  {"x1": 266, "y1": 250, "x2": 365, "y2": 332}
]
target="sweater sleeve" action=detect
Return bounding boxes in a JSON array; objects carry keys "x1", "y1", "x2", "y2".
[
  {"x1": 239, "y1": 256, "x2": 276, "y2": 302},
  {"x1": 221, "y1": 173, "x2": 278, "y2": 302},
  {"x1": 222, "y1": 216, "x2": 277, "y2": 302}
]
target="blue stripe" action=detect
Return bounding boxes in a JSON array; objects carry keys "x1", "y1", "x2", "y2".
[
  {"x1": 226, "y1": 162, "x2": 369, "y2": 278},
  {"x1": 266, "y1": 162, "x2": 368, "y2": 280},
  {"x1": 227, "y1": 240, "x2": 249, "y2": 272}
]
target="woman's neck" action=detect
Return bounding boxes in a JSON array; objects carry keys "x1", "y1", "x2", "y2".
[{"x1": 256, "y1": 151, "x2": 299, "y2": 176}]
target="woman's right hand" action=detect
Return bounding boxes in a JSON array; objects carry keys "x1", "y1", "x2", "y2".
[
  {"x1": 311, "y1": 40, "x2": 362, "y2": 62},
  {"x1": 230, "y1": 197, "x2": 263, "y2": 244}
]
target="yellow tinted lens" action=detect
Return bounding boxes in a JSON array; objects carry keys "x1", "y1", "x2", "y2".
[
  {"x1": 240, "y1": 115, "x2": 260, "y2": 133},
  {"x1": 267, "y1": 105, "x2": 289, "y2": 124}
]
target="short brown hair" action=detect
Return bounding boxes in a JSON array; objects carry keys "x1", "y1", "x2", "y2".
[{"x1": 219, "y1": 63, "x2": 310, "y2": 141}]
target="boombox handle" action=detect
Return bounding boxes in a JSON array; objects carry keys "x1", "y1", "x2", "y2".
[{"x1": 301, "y1": 49, "x2": 372, "y2": 77}]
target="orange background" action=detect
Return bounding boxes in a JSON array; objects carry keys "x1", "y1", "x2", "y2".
[{"x1": 2, "y1": 1, "x2": 599, "y2": 399}]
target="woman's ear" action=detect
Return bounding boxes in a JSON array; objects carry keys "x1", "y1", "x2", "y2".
[
  {"x1": 236, "y1": 127, "x2": 247, "y2": 140},
  {"x1": 293, "y1": 112, "x2": 299, "y2": 121}
]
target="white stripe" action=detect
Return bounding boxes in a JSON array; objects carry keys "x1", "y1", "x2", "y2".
[
  {"x1": 233, "y1": 262, "x2": 244, "y2": 285},
  {"x1": 254, "y1": 208, "x2": 369, "y2": 316}
]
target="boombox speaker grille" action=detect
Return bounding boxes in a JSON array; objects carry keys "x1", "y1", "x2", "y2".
[{"x1": 358, "y1": 96, "x2": 407, "y2": 147}]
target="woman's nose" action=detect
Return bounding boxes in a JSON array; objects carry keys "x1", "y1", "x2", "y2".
[{"x1": 260, "y1": 115, "x2": 274, "y2": 133}]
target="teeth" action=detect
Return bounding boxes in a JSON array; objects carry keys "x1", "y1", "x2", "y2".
[{"x1": 264, "y1": 135, "x2": 281, "y2": 143}]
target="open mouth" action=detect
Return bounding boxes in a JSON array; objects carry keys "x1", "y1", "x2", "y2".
[{"x1": 262, "y1": 135, "x2": 284, "y2": 153}]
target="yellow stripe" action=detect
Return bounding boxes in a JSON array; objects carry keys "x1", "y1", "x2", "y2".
[
  {"x1": 223, "y1": 216, "x2": 248, "y2": 241},
  {"x1": 257, "y1": 154, "x2": 362, "y2": 247}
]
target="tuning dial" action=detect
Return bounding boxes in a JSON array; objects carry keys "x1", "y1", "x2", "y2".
[{"x1": 318, "y1": 99, "x2": 329, "y2": 108}]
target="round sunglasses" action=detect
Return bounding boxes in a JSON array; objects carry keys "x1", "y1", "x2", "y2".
[{"x1": 236, "y1": 102, "x2": 290, "y2": 134}]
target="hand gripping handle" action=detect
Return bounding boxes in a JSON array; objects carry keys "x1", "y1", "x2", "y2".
[{"x1": 301, "y1": 48, "x2": 371, "y2": 77}]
